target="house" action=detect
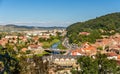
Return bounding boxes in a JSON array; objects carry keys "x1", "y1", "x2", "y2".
[
  {"x1": 19, "y1": 36, "x2": 27, "y2": 41},
  {"x1": 106, "y1": 52, "x2": 120, "y2": 65},
  {"x1": 32, "y1": 36, "x2": 39, "y2": 41},
  {"x1": 71, "y1": 43, "x2": 97, "y2": 56},
  {"x1": 79, "y1": 32, "x2": 90, "y2": 35},
  {"x1": 107, "y1": 52, "x2": 118, "y2": 60},
  {"x1": 21, "y1": 48, "x2": 28, "y2": 52},
  {"x1": 5, "y1": 36, "x2": 18, "y2": 39},
  {"x1": 28, "y1": 44, "x2": 42, "y2": 50},
  {"x1": 93, "y1": 34, "x2": 120, "y2": 54},
  {"x1": 117, "y1": 55, "x2": 120, "y2": 61},
  {"x1": 93, "y1": 38, "x2": 111, "y2": 50},
  {"x1": 71, "y1": 49, "x2": 84, "y2": 56},
  {"x1": 0, "y1": 38, "x2": 8, "y2": 46}
]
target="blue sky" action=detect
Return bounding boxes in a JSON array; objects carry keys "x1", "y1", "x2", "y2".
[{"x1": 0, "y1": 0, "x2": 120, "y2": 27}]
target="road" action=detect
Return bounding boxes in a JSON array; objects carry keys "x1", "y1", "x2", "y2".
[
  {"x1": 62, "y1": 37, "x2": 71, "y2": 49},
  {"x1": 62, "y1": 37, "x2": 78, "y2": 49},
  {"x1": 62, "y1": 37, "x2": 78, "y2": 55}
]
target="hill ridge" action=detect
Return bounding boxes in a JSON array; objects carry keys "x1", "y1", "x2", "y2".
[{"x1": 67, "y1": 12, "x2": 120, "y2": 43}]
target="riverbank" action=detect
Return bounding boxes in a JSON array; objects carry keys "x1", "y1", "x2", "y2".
[
  {"x1": 42, "y1": 39, "x2": 60, "y2": 49},
  {"x1": 57, "y1": 42, "x2": 67, "y2": 50}
]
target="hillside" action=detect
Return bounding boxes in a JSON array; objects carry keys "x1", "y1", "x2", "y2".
[
  {"x1": 0, "y1": 24, "x2": 66, "y2": 32},
  {"x1": 67, "y1": 12, "x2": 120, "y2": 44}
]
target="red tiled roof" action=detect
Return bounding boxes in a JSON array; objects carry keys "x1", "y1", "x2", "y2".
[
  {"x1": 32, "y1": 36, "x2": 39, "y2": 40},
  {"x1": 117, "y1": 55, "x2": 120, "y2": 59},
  {"x1": 107, "y1": 52, "x2": 117, "y2": 57},
  {"x1": 79, "y1": 32, "x2": 90, "y2": 35},
  {"x1": 71, "y1": 43, "x2": 97, "y2": 56},
  {"x1": 84, "y1": 46, "x2": 96, "y2": 51},
  {"x1": 21, "y1": 48, "x2": 28, "y2": 52}
]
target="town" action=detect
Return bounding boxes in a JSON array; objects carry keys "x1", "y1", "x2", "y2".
[
  {"x1": 1, "y1": 23, "x2": 120, "y2": 74},
  {"x1": 1, "y1": 0, "x2": 120, "y2": 74}
]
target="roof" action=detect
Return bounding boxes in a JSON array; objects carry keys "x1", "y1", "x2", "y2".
[
  {"x1": 32, "y1": 36, "x2": 39, "y2": 40},
  {"x1": 79, "y1": 32, "x2": 90, "y2": 35},
  {"x1": 71, "y1": 49, "x2": 84, "y2": 55},
  {"x1": 107, "y1": 52, "x2": 117, "y2": 57},
  {"x1": 117, "y1": 55, "x2": 120, "y2": 59},
  {"x1": 71, "y1": 43, "x2": 97, "y2": 56},
  {"x1": 21, "y1": 48, "x2": 28, "y2": 52},
  {"x1": 84, "y1": 46, "x2": 96, "y2": 51},
  {"x1": 42, "y1": 54, "x2": 79, "y2": 61},
  {"x1": 29, "y1": 44, "x2": 41, "y2": 48}
]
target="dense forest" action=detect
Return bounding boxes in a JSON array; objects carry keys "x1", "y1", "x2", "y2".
[{"x1": 67, "y1": 12, "x2": 120, "y2": 44}]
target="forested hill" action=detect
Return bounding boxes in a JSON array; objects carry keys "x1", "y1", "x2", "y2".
[{"x1": 66, "y1": 12, "x2": 120, "y2": 44}]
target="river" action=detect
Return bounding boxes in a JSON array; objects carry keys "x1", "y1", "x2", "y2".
[{"x1": 51, "y1": 42, "x2": 60, "y2": 54}]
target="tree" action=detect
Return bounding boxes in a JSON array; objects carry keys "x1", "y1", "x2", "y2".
[
  {"x1": 96, "y1": 54, "x2": 118, "y2": 74},
  {"x1": 0, "y1": 50, "x2": 20, "y2": 74},
  {"x1": 18, "y1": 55, "x2": 49, "y2": 74},
  {"x1": 71, "y1": 53, "x2": 119, "y2": 74},
  {"x1": 67, "y1": 12, "x2": 120, "y2": 44},
  {"x1": 77, "y1": 56, "x2": 98, "y2": 74}
]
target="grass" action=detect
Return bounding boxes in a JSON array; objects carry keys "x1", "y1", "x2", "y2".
[
  {"x1": 57, "y1": 42, "x2": 67, "y2": 50},
  {"x1": 42, "y1": 39, "x2": 60, "y2": 49},
  {"x1": 35, "y1": 51, "x2": 49, "y2": 57}
]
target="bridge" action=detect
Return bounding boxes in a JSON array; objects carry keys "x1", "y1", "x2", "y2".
[{"x1": 44, "y1": 48, "x2": 67, "y2": 53}]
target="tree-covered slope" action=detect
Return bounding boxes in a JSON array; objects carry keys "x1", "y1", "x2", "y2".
[{"x1": 67, "y1": 12, "x2": 120, "y2": 44}]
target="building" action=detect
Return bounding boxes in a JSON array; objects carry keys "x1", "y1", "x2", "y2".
[
  {"x1": 79, "y1": 32, "x2": 90, "y2": 35},
  {"x1": 43, "y1": 55, "x2": 78, "y2": 67},
  {"x1": 71, "y1": 43, "x2": 97, "y2": 56},
  {"x1": 21, "y1": 48, "x2": 28, "y2": 52},
  {"x1": 28, "y1": 44, "x2": 42, "y2": 50},
  {"x1": 5, "y1": 36, "x2": 18, "y2": 39}
]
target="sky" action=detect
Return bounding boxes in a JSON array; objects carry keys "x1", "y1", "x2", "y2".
[{"x1": 0, "y1": 0, "x2": 120, "y2": 27}]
